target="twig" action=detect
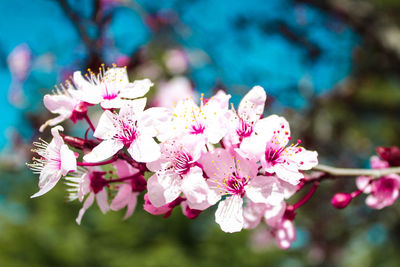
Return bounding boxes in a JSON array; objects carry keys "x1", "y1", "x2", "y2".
[{"x1": 313, "y1": 164, "x2": 400, "y2": 177}]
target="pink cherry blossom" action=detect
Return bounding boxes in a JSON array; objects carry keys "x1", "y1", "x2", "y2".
[
  {"x1": 273, "y1": 219, "x2": 297, "y2": 249},
  {"x1": 146, "y1": 138, "x2": 218, "y2": 210},
  {"x1": 66, "y1": 169, "x2": 110, "y2": 224},
  {"x1": 28, "y1": 126, "x2": 77, "y2": 198},
  {"x1": 240, "y1": 115, "x2": 318, "y2": 185},
  {"x1": 199, "y1": 148, "x2": 285, "y2": 233},
  {"x1": 158, "y1": 91, "x2": 231, "y2": 148},
  {"x1": 7, "y1": 43, "x2": 31, "y2": 81},
  {"x1": 152, "y1": 76, "x2": 196, "y2": 108},
  {"x1": 83, "y1": 99, "x2": 168, "y2": 163},
  {"x1": 39, "y1": 82, "x2": 88, "y2": 132},
  {"x1": 226, "y1": 86, "x2": 267, "y2": 145},
  {"x1": 71, "y1": 66, "x2": 153, "y2": 109},
  {"x1": 356, "y1": 156, "x2": 400, "y2": 209},
  {"x1": 110, "y1": 160, "x2": 145, "y2": 219}
]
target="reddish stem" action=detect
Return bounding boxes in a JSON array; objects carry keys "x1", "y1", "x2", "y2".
[
  {"x1": 84, "y1": 114, "x2": 96, "y2": 133},
  {"x1": 106, "y1": 173, "x2": 141, "y2": 184},
  {"x1": 292, "y1": 181, "x2": 319, "y2": 210},
  {"x1": 219, "y1": 140, "x2": 225, "y2": 149}
]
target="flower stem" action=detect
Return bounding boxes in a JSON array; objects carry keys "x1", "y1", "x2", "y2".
[
  {"x1": 292, "y1": 181, "x2": 319, "y2": 210},
  {"x1": 313, "y1": 164, "x2": 400, "y2": 178},
  {"x1": 84, "y1": 114, "x2": 96, "y2": 133}
]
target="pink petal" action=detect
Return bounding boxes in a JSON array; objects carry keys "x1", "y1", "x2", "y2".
[
  {"x1": 110, "y1": 184, "x2": 132, "y2": 210},
  {"x1": 199, "y1": 148, "x2": 235, "y2": 181},
  {"x1": 96, "y1": 189, "x2": 109, "y2": 214},
  {"x1": 370, "y1": 156, "x2": 389, "y2": 169},
  {"x1": 243, "y1": 201, "x2": 267, "y2": 229},
  {"x1": 113, "y1": 160, "x2": 139, "y2": 177},
  {"x1": 143, "y1": 193, "x2": 171, "y2": 215},
  {"x1": 246, "y1": 176, "x2": 284, "y2": 205},
  {"x1": 356, "y1": 176, "x2": 372, "y2": 193},
  {"x1": 264, "y1": 201, "x2": 286, "y2": 227},
  {"x1": 123, "y1": 193, "x2": 139, "y2": 219}
]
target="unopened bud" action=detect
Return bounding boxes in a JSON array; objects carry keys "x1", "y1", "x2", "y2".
[{"x1": 331, "y1": 193, "x2": 352, "y2": 209}]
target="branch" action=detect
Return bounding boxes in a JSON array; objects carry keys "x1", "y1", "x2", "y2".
[{"x1": 313, "y1": 164, "x2": 400, "y2": 178}]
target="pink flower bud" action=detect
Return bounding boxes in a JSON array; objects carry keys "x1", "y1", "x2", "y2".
[
  {"x1": 331, "y1": 193, "x2": 352, "y2": 209},
  {"x1": 376, "y1": 146, "x2": 400, "y2": 167}
]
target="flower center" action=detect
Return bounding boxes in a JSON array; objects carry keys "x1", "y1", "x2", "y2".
[
  {"x1": 223, "y1": 174, "x2": 248, "y2": 197},
  {"x1": 172, "y1": 151, "x2": 193, "y2": 175},
  {"x1": 115, "y1": 120, "x2": 138, "y2": 146},
  {"x1": 237, "y1": 118, "x2": 253, "y2": 139},
  {"x1": 89, "y1": 171, "x2": 108, "y2": 194},
  {"x1": 189, "y1": 121, "x2": 205, "y2": 135}
]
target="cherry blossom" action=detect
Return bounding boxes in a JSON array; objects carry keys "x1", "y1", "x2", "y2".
[
  {"x1": 28, "y1": 126, "x2": 77, "y2": 198},
  {"x1": 39, "y1": 82, "x2": 88, "y2": 132},
  {"x1": 83, "y1": 99, "x2": 168, "y2": 163},
  {"x1": 240, "y1": 115, "x2": 318, "y2": 185},
  {"x1": 110, "y1": 160, "x2": 146, "y2": 219},
  {"x1": 146, "y1": 138, "x2": 218, "y2": 210},
  {"x1": 158, "y1": 90, "x2": 231, "y2": 148},
  {"x1": 71, "y1": 66, "x2": 153, "y2": 109},
  {"x1": 200, "y1": 148, "x2": 285, "y2": 233},
  {"x1": 356, "y1": 156, "x2": 400, "y2": 209},
  {"x1": 152, "y1": 76, "x2": 196, "y2": 108},
  {"x1": 66, "y1": 169, "x2": 110, "y2": 224},
  {"x1": 226, "y1": 86, "x2": 266, "y2": 145}
]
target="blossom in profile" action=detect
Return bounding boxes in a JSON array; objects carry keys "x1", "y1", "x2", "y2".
[
  {"x1": 66, "y1": 169, "x2": 110, "y2": 224},
  {"x1": 28, "y1": 126, "x2": 77, "y2": 198},
  {"x1": 110, "y1": 160, "x2": 146, "y2": 219},
  {"x1": 39, "y1": 82, "x2": 88, "y2": 132},
  {"x1": 200, "y1": 148, "x2": 285, "y2": 233},
  {"x1": 240, "y1": 115, "x2": 318, "y2": 185},
  {"x1": 226, "y1": 85, "x2": 267, "y2": 145},
  {"x1": 357, "y1": 156, "x2": 400, "y2": 209},
  {"x1": 83, "y1": 99, "x2": 168, "y2": 163},
  {"x1": 71, "y1": 66, "x2": 153, "y2": 109},
  {"x1": 147, "y1": 138, "x2": 218, "y2": 210}
]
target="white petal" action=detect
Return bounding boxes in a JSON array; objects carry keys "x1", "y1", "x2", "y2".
[
  {"x1": 238, "y1": 86, "x2": 266, "y2": 123},
  {"x1": 76, "y1": 193, "x2": 95, "y2": 225},
  {"x1": 31, "y1": 171, "x2": 62, "y2": 198},
  {"x1": 60, "y1": 144, "x2": 77, "y2": 176},
  {"x1": 181, "y1": 167, "x2": 217, "y2": 210},
  {"x1": 215, "y1": 195, "x2": 244, "y2": 233},
  {"x1": 93, "y1": 110, "x2": 119, "y2": 139},
  {"x1": 119, "y1": 79, "x2": 153, "y2": 99},
  {"x1": 83, "y1": 139, "x2": 123, "y2": 163},
  {"x1": 147, "y1": 172, "x2": 182, "y2": 207},
  {"x1": 127, "y1": 136, "x2": 160, "y2": 163}
]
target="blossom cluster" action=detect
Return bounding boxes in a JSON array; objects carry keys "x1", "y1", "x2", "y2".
[{"x1": 28, "y1": 66, "x2": 319, "y2": 249}]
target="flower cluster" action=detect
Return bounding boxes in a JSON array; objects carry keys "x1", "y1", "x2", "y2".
[{"x1": 28, "y1": 66, "x2": 319, "y2": 249}]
